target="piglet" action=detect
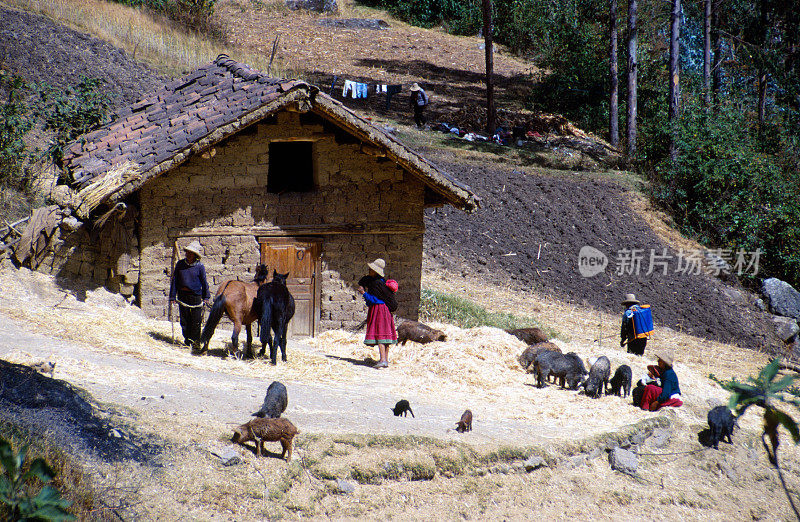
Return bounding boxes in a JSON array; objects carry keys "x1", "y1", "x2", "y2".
[
  {"x1": 608, "y1": 365, "x2": 632, "y2": 398},
  {"x1": 456, "y1": 410, "x2": 473, "y2": 433},
  {"x1": 392, "y1": 399, "x2": 415, "y2": 417},
  {"x1": 707, "y1": 406, "x2": 736, "y2": 449},
  {"x1": 506, "y1": 327, "x2": 548, "y2": 345},
  {"x1": 232, "y1": 417, "x2": 298, "y2": 461}
]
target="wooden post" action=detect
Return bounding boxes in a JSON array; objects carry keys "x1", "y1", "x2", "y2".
[
  {"x1": 609, "y1": 0, "x2": 619, "y2": 147},
  {"x1": 668, "y1": 0, "x2": 681, "y2": 161},
  {"x1": 626, "y1": 0, "x2": 638, "y2": 159},
  {"x1": 482, "y1": 0, "x2": 496, "y2": 135},
  {"x1": 703, "y1": 0, "x2": 712, "y2": 106}
]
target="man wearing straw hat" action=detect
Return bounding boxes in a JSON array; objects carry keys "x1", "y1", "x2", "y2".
[
  {"x1": 169, "y1": 241, "x2": 210, "y2": 352},
  {"x1": 409, "y1": 82, "x2": 429, "y2": 129},
  {"x1": 639, "y1": 347, "x2": 683, "y2": 411},
  {"x1": 620, "y1": 293, "x2": 647, "y2": 356}
]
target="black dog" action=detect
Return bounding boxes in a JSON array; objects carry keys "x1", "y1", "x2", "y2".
[{"x1": 392, "y1": 400, "x2": 415, "y2": 417}]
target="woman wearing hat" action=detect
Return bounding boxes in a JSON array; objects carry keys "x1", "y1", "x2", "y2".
[
  {"x1": 169, "y1": 241, "x2": 211, "y2": 351},
  {"x1": 640, "y1": 347, "x2": 683, "y2": 410},
  {"x1": 620, "y1": 293, "x2": 647, "y2": 356},
  {"x1": 358, "y1": 258, "x2": 398, "y2": 368},
  {"x1": 409, "y1": 83, "x2": 428, "y2": 129}
]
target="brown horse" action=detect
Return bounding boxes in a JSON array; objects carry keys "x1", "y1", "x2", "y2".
[{"x1": 199, "y1": 264, "x2": 269, "y2": 358}]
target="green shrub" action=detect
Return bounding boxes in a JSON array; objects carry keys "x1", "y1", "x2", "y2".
[
  {"x1": 34, "y1": 78, "x2": 113, "y2": 163},
  {"x1": 650, "y1": 96, "x2": 800, "y2": 288},
  {"x1": 0, "y1": 436, "x2": 74, "y2": 521},
  {"x1": 0, "y1": 75, "x2": 33, "y2": 189}
]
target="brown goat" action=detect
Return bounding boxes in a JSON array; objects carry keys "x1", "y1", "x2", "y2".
[
  {"x1": 232, "y1": 417, "x2": 298, "y2": 461},
  {"x1": 456, "y1": 410, "x2": 473, "y2": 433}
]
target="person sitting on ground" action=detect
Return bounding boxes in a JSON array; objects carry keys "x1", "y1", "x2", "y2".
[
  {"x1": 620, "y1": 293, "x2": 647, "y2": 356},
  {"x1": 169, "y1": 241, "x2": 210, "y2": 352},
  {"x1": 357, "y1": 258, "x2": 398, "y2": 369},
  {"x1": 639, "y1": 347, "x2": 683, "y2": 411}
]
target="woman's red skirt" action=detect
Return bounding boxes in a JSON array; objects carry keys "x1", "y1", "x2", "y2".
[
  {"x1": 640, "y1": 384, "x2": 683, "y2": 410},
  {"x1": 364, "y1": 304, "x2": 397, "y2": 345}
]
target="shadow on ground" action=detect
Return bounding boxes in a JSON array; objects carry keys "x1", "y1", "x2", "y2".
[
  {"x1": 0, "y1": 360, "x2": 163, "y2": 464},
  {"x1": 325, "y1": 354, "x2": 379, "y2": 368}
]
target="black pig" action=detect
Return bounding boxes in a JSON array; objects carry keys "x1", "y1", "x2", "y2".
[
  {"x1": 609, "y1": 365, "x2": 632, "y2": 398},
  {"x1": 392, "y1": 399, "x2": 415, "y2": 417},
  {"x1": 252, "y1": 381, "x2": 288, "y2": 418},
  {"x1": 707, "y1": 406, "x2": 736, "y2": 449},
  {"x1": 583, "y1": 356, "x2": 611, "y2": 398}
]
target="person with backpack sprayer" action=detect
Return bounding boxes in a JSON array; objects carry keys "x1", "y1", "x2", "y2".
[
  {"x1": 620, "y1": 293, "x2": 652, "y2": 355},
  {"x1": 409, "y1": 83, "x2": 429, "y2": 129}
]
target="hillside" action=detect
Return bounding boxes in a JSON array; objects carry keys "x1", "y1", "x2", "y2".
[
  {"x1": 0, "y1": 3, "x2": 797, "y2": 520},
  {"x1": 419, "y1": 146, "x2": 778, "y2": 349},
  {"x1": 0, "y1": 3, "x2": 781, "y2": 350}
]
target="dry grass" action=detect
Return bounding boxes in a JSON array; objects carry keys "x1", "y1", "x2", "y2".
[
  {"x1": 0, "y1": 267, "x2": 357, "y2": 385},
  {"x1": 1, "y1": 0, "x2": 294, "y2": 77},
  {"x1": 2, "y1": 264, "x2": 800, "y2": 519},
  {"x1": 0, "y1": 422, "x2": 117, "y2": 521},
  {"x1": 421, "y1": 259, "x2": 772, "y2": 385}
]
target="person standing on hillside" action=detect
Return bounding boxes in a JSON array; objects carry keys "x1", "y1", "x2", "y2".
[
  {"x1": 409, "y1": 83, "x2": 429, "y2": 129},
  {"x1": 169, "y1": 241, "x2": 210, "y2": 352},
  {"x1": 620, "y1": 293, "x2": 647, "y2": 355},
  {"x1": 358, "y1": 258, "x2": 398, "y2": 368}
]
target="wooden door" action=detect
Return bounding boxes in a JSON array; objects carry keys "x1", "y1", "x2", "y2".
[{"x1": 259, "y1": 237, "x2": 321, "y2": 338}]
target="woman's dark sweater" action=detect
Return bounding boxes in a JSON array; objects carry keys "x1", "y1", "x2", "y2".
[{"x1": 358, "y1": 275, "x2": 397, "y2": 312}]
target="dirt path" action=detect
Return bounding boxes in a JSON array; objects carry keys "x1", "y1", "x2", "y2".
[{"x1": 0, "y1": 312, "x2": 555, "y2": 446}]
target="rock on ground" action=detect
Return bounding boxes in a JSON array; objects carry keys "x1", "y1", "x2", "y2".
[
  {"x1": 762, "y1": 278, "x2": 800, "y2": 321},
  {"x1": 609, "y1": 447, "x2": 638, "y2": 474},
  {"x1": 286, "y1": 0, "x2": 337, "y2": 13},
  {"x1": 336, "y1": 479, "x2": 356, "y2": 494},
  {"x1": 772, "y1": 315, "x2": 799, "y2": 343}
]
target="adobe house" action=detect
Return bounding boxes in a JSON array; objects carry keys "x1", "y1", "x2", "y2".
[{"x1": 30, "y1": 54, "x2": 477, "y2": 336}]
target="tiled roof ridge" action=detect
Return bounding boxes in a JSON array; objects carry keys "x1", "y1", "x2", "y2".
[{"x1": 214, "y1": 53, "x2": 283, "y2": 85}]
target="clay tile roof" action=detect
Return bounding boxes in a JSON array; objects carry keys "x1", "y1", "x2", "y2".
[{"x1": 62, "y1": 55, "x2": 478, "y2": 213}]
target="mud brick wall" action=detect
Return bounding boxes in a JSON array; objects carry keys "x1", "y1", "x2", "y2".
[
  {"x1": 37, "y1": 217, "x2": 141, "y2": 299},
  {"x1": 138, "y1": 109, "x2": 425, "y2": 331}
]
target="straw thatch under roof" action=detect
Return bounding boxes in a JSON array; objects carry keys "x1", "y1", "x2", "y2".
[{"x1": 61, "y1": 54, "x2": 478, "y2": 217}]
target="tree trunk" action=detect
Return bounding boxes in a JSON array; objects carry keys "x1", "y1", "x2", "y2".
[
  {"x1": 712, "y1": 0, "x2": 722, "y2": 101},
  {"x1": 668, "y1": 0, "x2": 681, "y2": 161},
  {"x1": 626, "y1": 0, "x2": 638, "y2": 159},
  {"x1": 609, "y1": 0, "x2": 619, "y2": 147},
  {"x1": 757, "y1": 0, "x2": 769, "y2": 126},
  {"x1": 482, "y1": 0, "x2": 496, "y2": 135},
  {"x1": 703, "y1": 0, "x2": 711, "y2": 105}
]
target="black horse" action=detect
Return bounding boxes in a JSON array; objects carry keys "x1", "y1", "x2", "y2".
[{"x1": 257, "y1": 271, "x2": 296, "y2": 365}]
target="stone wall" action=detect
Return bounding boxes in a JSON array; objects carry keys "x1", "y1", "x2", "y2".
[
  {"x1": 138, "y1": 108, "x2": 425, "y2": 331},
  {"x1": 36, "y1": 208, "x2": 140, "y2": 299}
]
